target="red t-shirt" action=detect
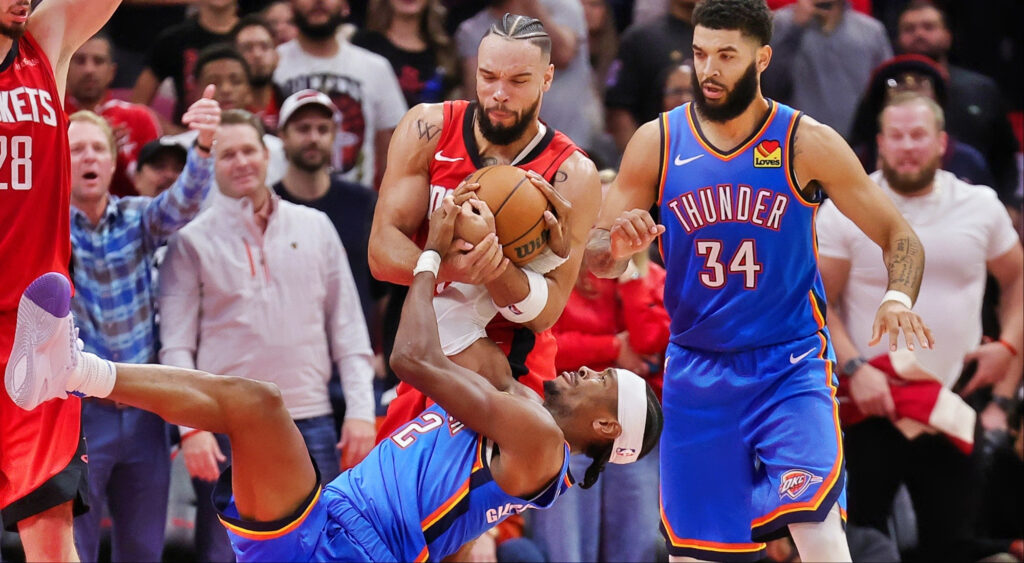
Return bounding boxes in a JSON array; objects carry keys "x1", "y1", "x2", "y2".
[
  {"x1": 65, "y1": 95, "x2": 161, "y2": 197},
  {"x1": 0, "y1": 31, "x2": 81, "y2": 512}
]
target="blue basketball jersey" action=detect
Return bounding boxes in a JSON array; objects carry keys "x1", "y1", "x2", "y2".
[
  {"x1": 658, "y1": 100, "x2": 827, "y2": 352},
  {"x1": 334, "y1": 404, "x2": 574, "y2": 561}
]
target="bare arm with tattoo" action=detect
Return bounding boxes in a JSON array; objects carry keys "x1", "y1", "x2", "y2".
[{"x1": 793, "y1": 116, "x2": 934, "y2": 351}]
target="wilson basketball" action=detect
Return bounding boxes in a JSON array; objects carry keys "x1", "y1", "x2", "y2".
[{"x1": 465, "y1": 165, "x2": 551, "y2": 265}]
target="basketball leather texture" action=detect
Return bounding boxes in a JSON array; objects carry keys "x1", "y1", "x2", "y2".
[{"x1": 465, "y1": 165, "x2": 550, "y2": 265}]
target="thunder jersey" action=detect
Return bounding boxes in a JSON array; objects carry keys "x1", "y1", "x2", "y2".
[
  {"x1": 335, "y1": 404, "x2": 573, "y2": 561},
  {"x1": 658, "y1": 101, "x2": 827, "y2": 352},
  {"x1": 0, "y1": 32, "x2": 71, "y2": 337}
]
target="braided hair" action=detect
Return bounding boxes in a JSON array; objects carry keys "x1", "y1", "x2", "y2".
[{"x1": 484, "y1": 13, "x2": 551, "y2": 59}]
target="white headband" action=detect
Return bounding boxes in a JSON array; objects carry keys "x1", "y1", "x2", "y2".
[{"x1": 609, "y1": 368, "x2": 648, "y2": 465}]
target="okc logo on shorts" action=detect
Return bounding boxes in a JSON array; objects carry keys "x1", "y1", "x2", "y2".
[
  {"x1": 754, "y1": 139, "x2": 782, "y2": 168},
  {"x1": 778, "y1": 469, "x2": 823, "y2": 500}
]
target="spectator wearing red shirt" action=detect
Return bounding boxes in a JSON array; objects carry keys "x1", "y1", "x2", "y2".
[
  {"x1": 65, "y1": 33, "x2": 161, "y2": 197},
  {"x1": 530, "y1": 246, "x2": 670, "y2": 562}
]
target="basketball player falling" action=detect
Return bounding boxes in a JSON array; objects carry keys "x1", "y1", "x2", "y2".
[
  {"x1": 370, "y1": 13, "x2": 602, "y2": 440},
  {"x1": 586, "y1": 0, "x2": 934, "y2": 561},
  {"x1": 5, "y1": 196, "x2": 663, "y2": 561},
  {"x1": 0, "y1": 0, "x2": 121, "y2": 559}
]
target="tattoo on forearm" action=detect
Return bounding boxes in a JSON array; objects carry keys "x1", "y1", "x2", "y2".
[
  {"x1": 554, "y1": 171, "x2": 568, "y2": 183},
  {"x1": 416, "y1": 119, "x2": 440, "y2": 141},
  {"x1": 886, "y1": 235, "x2": 924, "y2": 297}
]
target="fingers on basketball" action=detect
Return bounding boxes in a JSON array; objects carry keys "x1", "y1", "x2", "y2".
[{"x1": 467, "y1": 165, "x2": 551, "y2": 265}]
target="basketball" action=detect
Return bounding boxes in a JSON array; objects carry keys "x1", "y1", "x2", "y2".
[{"x1": 464, "y1": 164, "x2": 551, "y2": 265}]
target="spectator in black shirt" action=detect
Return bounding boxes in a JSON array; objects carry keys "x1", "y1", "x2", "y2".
[
  {"x1": 131, "y1": 0, "x2": 240, "y2": 130},
  {"x1": 604, "y1": 0, "x2": 696, "y2": 153},
  {"x1": 351, "y1": 0, "x2": 459, "y2": 106},
  {"x1": 896, "y1": 0, "x2": 1020, "y2": 204}
]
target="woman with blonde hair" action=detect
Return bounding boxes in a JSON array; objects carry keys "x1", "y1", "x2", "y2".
[{"x1": 353, "y1": 0, "x2": 459, "y2": 106}]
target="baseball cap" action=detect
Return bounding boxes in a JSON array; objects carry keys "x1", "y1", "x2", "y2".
[
  {"x1": 137, "y1": 139, "x2": 188, "y2": 169},
  {"x1": 279, "y1": 89, "x2": 339, "y2": 129}
]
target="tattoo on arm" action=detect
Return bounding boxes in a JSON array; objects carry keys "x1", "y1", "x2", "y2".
[
  {"x1": 554, "y1": 171, "x2": 568, "y2": 183},
  {"x1": 416, "y1": 119, "x2": 440, "y2": 141},
  {"x1": 480, "y1": 156, "x2": 499, "y2": 167},
  {"x1": 885, "y1": 234, "x2": 924, "y2": 299}
]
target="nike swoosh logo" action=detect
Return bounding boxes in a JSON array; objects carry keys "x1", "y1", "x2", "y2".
[
  {"x1": 789, "y1": 348, "x2": 816, "y2": 364},
  {"x1": 434, "y1": 151, "x2": 464, "y2": 162},
  {"x1": 674, "y1": 154, "x2": 704, "y2": 166}
]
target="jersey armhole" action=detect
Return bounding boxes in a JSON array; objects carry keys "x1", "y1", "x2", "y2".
[
  {"x1": 786, "y1": 112, "x2": 821, "y2": 206},
  {"x1": 656, "y1": 112, "x2": 669, "y2": 206}
]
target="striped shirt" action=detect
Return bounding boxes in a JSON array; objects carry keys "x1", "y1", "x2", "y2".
[{"x1": 70, "y1": 148, "x2": 213, "y2": 364}]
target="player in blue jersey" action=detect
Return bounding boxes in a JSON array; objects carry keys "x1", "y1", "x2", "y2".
[
  {"x1": 5, "y1": 198, "x2": 662, "y2": 562},
  {"x1": 585, "y1": 0, "x2": 933, "y2": 561}
]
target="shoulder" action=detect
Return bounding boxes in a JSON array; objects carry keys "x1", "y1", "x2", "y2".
[
  {"x1": 792, "y1": 114, "x2": 843, "y2": 155},
  {"x1": 558, "y1": 150, "x2": 599, "y2": 180},
  {"x1": 331, "y1": 175, "x2": 376, "y2": 204},
  {"x1": 943, "y1": 170, "x2": 1002, "y2": 207},
  {"x1": 345, "y1": 42, "x2": 392, "y2": 67},
  {"x1": 400, "y1": 102, "x2": 445, "y2": 132},
  {"x1": 948, "y1": 65, "x2": 1000, "y2": 91},
  {"x1": 350, "y1": 29, "x2": 383, "y2": 49},
  {"x1": 274, "y1": 40, "x2": 301, "y2": 60}
]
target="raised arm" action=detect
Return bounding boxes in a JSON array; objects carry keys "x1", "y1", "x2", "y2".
[
  {"x1": 585, "y1": 118, "x2": 664, "y2": 278},
  {"x1": 28, "y1": 0, "x2": 122, "y2": 101},
  {"x1": 390, "y1": 199, "x2": 565, "y2": 495},
  {"x1": 794, "y1": 117, "x2": 933, "y2": 351}
]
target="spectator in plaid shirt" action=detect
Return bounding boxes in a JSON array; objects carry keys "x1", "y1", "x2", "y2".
[{"x1": 66, "y1": 88, "x2": 219, "y2": 562}]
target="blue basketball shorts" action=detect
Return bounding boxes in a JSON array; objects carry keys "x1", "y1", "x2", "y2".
[
  {"x1": 659, "y1": 330, "x2": 847, "y2": 562},
  {"x1": 212, "y1": 466, "x2": 399, "y2": 562}
]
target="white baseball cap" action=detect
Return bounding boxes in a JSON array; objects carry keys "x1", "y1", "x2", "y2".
[{"x1": 279, "y1": 89, "x2": 339, "y2": 129}]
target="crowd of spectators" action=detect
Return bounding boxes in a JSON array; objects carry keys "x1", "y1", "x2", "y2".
[{"x1": 2, "y1": 0, "x2": 1022, "y2": 561}]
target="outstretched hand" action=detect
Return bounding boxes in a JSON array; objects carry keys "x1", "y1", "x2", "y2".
[
  {"x1": 182, "y1": 84, "x2": 220, "y2": 150},
  {"x1": 608, "y1": 209, "x2": 665, "y2": 260},
  {"x1": 868, "y1": 301, "x2": 934, "y2": 352}
]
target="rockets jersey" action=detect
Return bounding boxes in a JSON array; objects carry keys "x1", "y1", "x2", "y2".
[
  {"x1": 658, "y1": 101, "x2": 827, "y2": 352},
  {"x1": 420, "y1": 99, "x2": 582, "y2": 248},
  {"x1": 334, "y1": 403, "x2": 574, "y2": 562},
  {"x1": 0, "y1": 32, "x2": 71, "y2": 333}
]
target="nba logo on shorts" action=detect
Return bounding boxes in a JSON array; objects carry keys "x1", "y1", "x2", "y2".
[
  {"x1": 754, "y1": 140, "x2": 782, "y2": 168},
  {"x1": 778, "y1": 469, "x2": 823, "y2": 500},
  {"x1": 615, "y1": 447, "x2": 637, "y2": 458}
]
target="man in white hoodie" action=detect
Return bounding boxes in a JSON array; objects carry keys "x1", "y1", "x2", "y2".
[{"x1": 157, "y1": 109, "x2": 376, "y2": 562}]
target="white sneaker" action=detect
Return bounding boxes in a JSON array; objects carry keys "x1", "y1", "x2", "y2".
[{"x1": 4, "y1": 273, "x2": 79, "y2": 410}]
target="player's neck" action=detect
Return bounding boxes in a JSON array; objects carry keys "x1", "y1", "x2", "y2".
[
  {"x1": 198, "y1": 5, "x2": 239, "y2": 34},
  {"x1": 280, "y1": 165, "x2": 330, "y2": 201},
  {"x1": 72, "y1": 193, "x2": 110, "y2": 228},
  {"x1": 472, "y1": 119, "x2": 542, "y2": 166},
  {"x1": 695, "y1": 96, "x2": 771, "y2": 149},
  {"x1": 297, "y1": 31, "x2": 341, "y2": 57}
]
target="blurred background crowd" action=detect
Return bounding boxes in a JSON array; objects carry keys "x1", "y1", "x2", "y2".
[{"x1": 1, "y1": 0, "x2": 1022, "y2": 561}]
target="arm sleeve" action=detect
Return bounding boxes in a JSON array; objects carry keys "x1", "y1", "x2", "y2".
[
  {"x1": 141, "y1": 147, "x2": 214, "y2": 247},
  {"x1": 619, "y1": 270, "x2": 671, "y2": 356},
  {"x1": 322, "y1": 216, "x2": 376, "y2": 422},
  {"x1": 157, "y1": 232, "x2": 200, "y2": 370}
]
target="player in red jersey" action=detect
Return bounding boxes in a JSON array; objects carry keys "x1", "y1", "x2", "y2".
[
  {"x1": 369, "y1": 13, "x2": 601, "y2": 441},
  {"x1": 0, "y1": 0, "x2": 123, "y2": 559}
]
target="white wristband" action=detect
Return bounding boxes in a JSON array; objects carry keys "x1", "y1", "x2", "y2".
[
  {"x1": 525, "y1": 246, "x2": 569, "y2": 275},
  {"x1": 413, "y1": 250, "x2": 441, "y2": 277},
  {"x1": 881, "y1": 290, "x2": 913, "y2": 309},
  {"x1": 496, "y1": 269, "x2": 548, "y2": 323}
]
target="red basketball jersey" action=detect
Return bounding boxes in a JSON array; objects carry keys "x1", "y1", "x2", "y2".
[{"x1": 0, "y1": 32, "x2": 71, "y2": 342}]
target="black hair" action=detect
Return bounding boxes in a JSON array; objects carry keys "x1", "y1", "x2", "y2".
[
  {"x1": 483, "y1": 13, "x2": 552, "y2": 59},
  {"x1": 578, "y1": 383, "x2": 663, "y2": 489},
  {"x1": 192, "y1": 43, "x2": 252, "y2": 84},
  {"x1": 900, "y1": 0, "x2": 949, "y2": 31},
  {"x1": 231, "y1": 14, "x2": 276, "y2": 43},
  {"x1": 692, "y1": 0, "x2": 773, "y2": 46}
]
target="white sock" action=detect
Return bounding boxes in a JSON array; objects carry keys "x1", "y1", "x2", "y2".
[
  {"x1": 67, "y1": 347, "x2": 117, "y2": 398},
  {"x1": 789, "y1": 502, "x2": 852, "y2": 562}
]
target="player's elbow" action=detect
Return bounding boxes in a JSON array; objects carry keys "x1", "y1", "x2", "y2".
[{"x1": 390, "y1": 338, "x2": 440, "y2": 380}]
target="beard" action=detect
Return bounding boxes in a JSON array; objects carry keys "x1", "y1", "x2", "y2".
[
  {"x1": 692, "y1": 61, "x2": 759, "y2": 123},
  {"x1": 880, "y1": 154, "x2": 941, "y2": 195},
  {"x1": 475, "y1": 96, "x2": 539, "y2": 146},
  {"x1": 294, "y1": 8, "x2": 344, "y2": 40},
  {"x1": 0, "y1": 21, "x2": 27, "y2": 41},
  {"x1": 287, "y1": 144, "x2": 331, "y2": 173},
  {"x1": 250, "y1": 73, "x2": 273, "y2": 89}
]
